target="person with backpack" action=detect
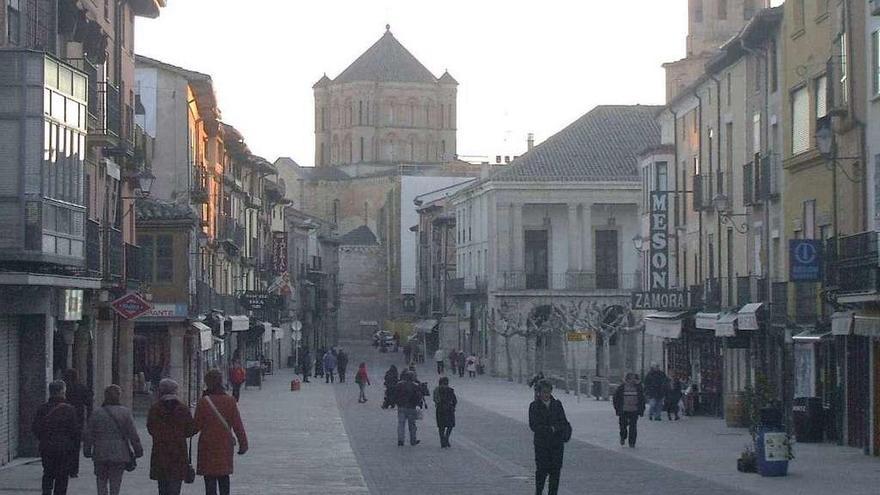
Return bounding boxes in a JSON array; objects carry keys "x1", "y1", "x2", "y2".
[
  {"x1": 337, "y1": 349, "x2": 349, "y2": 383},
  {"x1": 228, "y1": 362, "x2": 246, "y2": 402},
  {"x1": 194, "y1": 369, "x2": 248, "y2": 495},
  {"x1": 613, "y1": 373, "x2": 646, "y2": 448},
  {"x1": 355, "y1": 363, "x2": 371, "y2": 403},
  {"x1": 147, "y1": 379, "x2": 197, "y2": 495},
  {"x1": 82, "y1": 385, "x2": 143, "y2": 495},
  {"x1": 433, "y1": 377, "x2": 457, "y2": 448},
  {"x1": 529, "y1": 380, "x2": 572, "y2": 495},
  {"x1": 32, "y1": 380, "x2": 80, "y2": 495}
]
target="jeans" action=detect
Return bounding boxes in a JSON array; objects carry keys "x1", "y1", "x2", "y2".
[
  {"x1": 325, "y1": 370, "x2": 335, "y2": 383},
  {"x1": 397, "y1": 408, "x2": 418, "y2": 444},
  {"x1": 619, "y1": 412, "x2": 639, "y2": 446},
  {"x1": 204, "y1": 475, "x2": 230, "y2": 495},
  {"x1": 648, "y1": 398, "x2": 663, "y2": 419},
  {"x1": 41, "y1": 453, "x2": 70, "y2": 495},
  {"x1": 358, "y1": 383, "x2": 367, "y2": 402},
  {"x1": 438, "y1": 426, "x2": 453, "y2": 447},
  {"x1": 95, "y1": 462, "x2": 125, "y2": 495},
  {"x1": 157, "y1": 480, "x2": 182, "y2": 495}
]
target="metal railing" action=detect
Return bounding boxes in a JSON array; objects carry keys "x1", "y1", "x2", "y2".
[
  {"x1": 448, "y1": 276, "x2": 488, "y2": 295},
  {"x1": 828, "y1": 231, "x2": 880, "y2": 294},
  {"x1": 86, "y1": 219, "x2": 101, "y2": 275},
  {"x1": 771, "y1": 282, "x2": 788, "y2": 324},
  {"x1": 498, "y1": 271, "x2": 638, "y2": 291},
  {"x1": 95, "y1": 81, "x2": 121, "y2": 138},
  {"x1": 220, "y1": 216, "x2": 245, "y2": 248},
  {"x1": 105, "y1": 227, "x2": 123, "y2": 280}
]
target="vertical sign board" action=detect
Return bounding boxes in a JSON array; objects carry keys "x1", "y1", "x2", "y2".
[
  {"x1": 789, "y1": 240, "x2": 823, "y2": 282},
  {"x1": 650, "y1": 191, "x2": 670, "y2": 290},
  {"x1": 272, "y1": 233, "x2": 288, "y2": 275}
]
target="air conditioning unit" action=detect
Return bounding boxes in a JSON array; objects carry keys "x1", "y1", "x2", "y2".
[{"x1": 872, "y1": 0, "x2": 880, "y2": 16}]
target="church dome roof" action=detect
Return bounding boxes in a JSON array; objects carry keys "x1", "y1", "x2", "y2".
[{"x1": 331, "y1": 26, "x2": 438, "y2": 85}]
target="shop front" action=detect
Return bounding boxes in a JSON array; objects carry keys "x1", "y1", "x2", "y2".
[{"x1": 134, "y1": 303, "x2": 197, "y2": 402}]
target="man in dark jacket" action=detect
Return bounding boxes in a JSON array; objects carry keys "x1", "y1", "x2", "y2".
[
  {"x1": 32, "y1": 380, "x2": 80, "y2": 495},
  {"x1": 393, "y1": 371, "x2": 423, "y2": 446},
  {"x1": 644, "y1": 364, "x2": 669, "y2": 421},
  {"x1": 336, "y1": 349, "x2": 349, "y2": 383},
  {"x1": 613, "y1": 373, "x2": 646, "y2": 448},
  {"x1": 529, "y1": 380, "x2": 571, "y2": 495},
  {"x1": 61, "y1": 369, "x2": 91, "y2": 478},
  {"x1": 300, "y1": 347, "x2": 311, "y2": 383}
]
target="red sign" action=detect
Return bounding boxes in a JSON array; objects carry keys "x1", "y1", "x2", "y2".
[{"x1": 110, "y1": 292, "x2": 153, "y2": 320}]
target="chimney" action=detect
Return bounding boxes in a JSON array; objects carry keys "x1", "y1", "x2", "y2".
[{"x1": 527, "y1": 133, "x2": 535, "y2": 151}]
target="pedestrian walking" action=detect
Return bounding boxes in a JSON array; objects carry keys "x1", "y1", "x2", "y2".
[
  {"x1": 194, "y1": 369, "x2": 248, "y2": 495},
  {"x1": 466, "y1": 354, "x2": 477, "y2": 378},
  {"x1": 32, "y1": 380, "x2": 80, "y2": 495},
  {"x1": 314, "y1": 348, "x2": 325, "y2": 378},
  {"x1": 403, "y1": 344, "x2": 411, "y2": 364},
  {"x1": 228, "y1": 361, "x2": 246, "y2": 402},
  {"x1": 322, "y1": 350, "x2": 337, "y2": 383},
  {"x1": 434, "y1": 347, "x2": 446, "y2": 374},
  {"x1": 337, "y1": 348, "x2": 349, "y2": 383},
  {"x1": 393, "y1": 371, "x2": 423, "y2": 446},
  {"x1": 300, "y1": 347, "x2": 312, "y2": 383},
  {"x1": 529, "y1": 380, "x2": 571, "y2": 495},
  {"x1": 355, "y1": 363, "x2": 371, "y2": 403},
  {"x1": 457, "y1": 350, "x2": 466, "y2": 377},
  {"x1": 644, "y1": 363, "x2": 669, "y2": 421},
  {"x1": 147, "y1": 379, "x2": 197, "y2": 495},
  {"x1": 82, "y1": 385, "x2": 143, "y2": 495},
  {"x1": 613, "y1": 373, "x2": 646, "y2": 448},
  {"x1": 433, "y1": 377, "x2": 457, "y2": 448},
  {"x1": 665, "y1": 376, "x2": 683, "y2": 421},
  {"x1": 382, "y1": 365, "x2": 399, "y2": 409},
  {"x1": 62, "y1": 369, "x2": 92, "y2": 478}
]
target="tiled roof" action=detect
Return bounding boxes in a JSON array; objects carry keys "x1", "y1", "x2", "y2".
[
  {"x1": 338, "y1": 225, "x2": 378, "y2": 246},
  {"x1": 490, "y1": 105, "x2": 662, "y2": 183},
  {"x1": 332, "y1": 28, "x2": 438, "y2": 84},
  {"x1": 135, "y1": 198, "x2": 196, "y2": 223}
]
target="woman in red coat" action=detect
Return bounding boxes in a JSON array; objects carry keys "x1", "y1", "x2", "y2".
[
  {"x1": 147, "y1": 379, "x2": 197, "y2": 495},
  {"x1": 194, "y1": 369, "x2": 248, "y2": 495}
]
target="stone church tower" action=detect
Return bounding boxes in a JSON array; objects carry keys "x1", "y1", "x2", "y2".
[
  {"x1": 664, "y1": 0, "x2": 770, "y2": 102},
  {"x1": 313, "y1": 25, "x2": 458, "y2": 168}
]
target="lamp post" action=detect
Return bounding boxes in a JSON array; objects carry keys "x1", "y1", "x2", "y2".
[{"x1": 712, "y1": 193, "x2": 749, "y2": 234}]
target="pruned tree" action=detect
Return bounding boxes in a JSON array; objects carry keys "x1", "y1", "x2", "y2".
[{"x1": 487, "y1": 303, "x2": 525, "y2": 382}]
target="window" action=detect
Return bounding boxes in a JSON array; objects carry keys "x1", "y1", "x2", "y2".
[
  {"x1": 791, "y1": 86, "x2": 809, "y2": 155},
  {"x1": 803, "y1": 200, "x2": 816, "y2": 239},
  {"x1": 725, "y1": 122, "x2": 733, "y2": 178},
  {"x1": 139, "y1": 234, "x2": 174, "y2": 283},
  {"x1": 726, "y1": 72, "x2": 732, "y2": 106},
  {"x1": 7, "y1": 0, "x2": 21, "y2": 44},
  {"x1": 873, "y1": 31, "x2": 880, "y2": 96},
  {"x1": 359, "y1": 137, "x2": 365, "y2": 162},
  {"x1": 839, "y1": 33, "x2": 848, "y2": 104},
  {"x1": 656, "y1": 161, "x2": 668, "y2": 191},
  {"x1": 752, "y1": 113, "x2": 761, "y2": 155},
  {"x1": 718, "y1": 0, "x2": 728, "y2": 20},
  {"x1": 815, "y1": 75, "x2": 828, "y2": 118},
  {"x1": 358, "y1": 101, "x2": 363, "y2": 125},
  {"x1": 770, "y1": 40, "x2": 778, "y2": 92}
]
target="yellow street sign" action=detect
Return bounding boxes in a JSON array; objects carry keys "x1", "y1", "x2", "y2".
[{"x1": 567, "y1": 332, "x2": 593, "y2": 342}]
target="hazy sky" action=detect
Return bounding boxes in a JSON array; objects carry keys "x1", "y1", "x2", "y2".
[{"x1": 135, "y1": 1, "x2": 779, "y2": 166}]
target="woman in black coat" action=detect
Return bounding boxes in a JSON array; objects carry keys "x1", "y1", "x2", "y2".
[
  {"x1": 382, "y1": 365, "x2": 399, "y2": 409},
  {"x1": 529, "y1": 380, "x2": 571, "y2": 495},
  {"x1": 433, "y1": 377, "x2": 457, "y2": 448},
  {"x1": 665, "y1": 377, "x2": 683, "y2": 420}
]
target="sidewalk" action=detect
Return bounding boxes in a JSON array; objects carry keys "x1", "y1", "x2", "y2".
[
  {"x1": 438, "y1": 368, "x2": 880, "y2": 495},
  {"x1": 0, "y1": 368, "x2": 368, "y2": 495}
]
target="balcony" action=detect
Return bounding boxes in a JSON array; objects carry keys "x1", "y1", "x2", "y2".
[
  {"x1": 105, "y1": 227, "x2": 123, "y2": 281},
  {"x1": 91, "y1": 81, "x2": 122, "y2": 145},
  {"x1": 191, "y1": 167, "x2": 209, "y2": 204},
  {"x1": 703, "y1": 278, "x2": 722, "y2": 310},
  {"x1": 86, "y1": 220, "x2": 101, "y2": 276},
  {"x1": 828, "y1": 231, "x2": 880, "y2": 295},
  {"x1": 448, "y1": 276, "x2": 487, "y2": 296},
  {"x1": 497, "y1": 271, "x2": 638, "y2": 291},
  {"x1": 692, "y1": 175, "x2": 713, "y2": 211},
  {"x1": 125, "y1": 243, "x2": 141, "y2": 284},
  {"x1": 219, "y1": 216, "x2": 246, "y2": 250},
  {"x1": 736, "y1": 275, "x2": 768, "y2": 305}
]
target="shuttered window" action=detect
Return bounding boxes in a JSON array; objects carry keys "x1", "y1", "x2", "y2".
[
  {"x1": 815, "y1": 75, "x2": 827, "y2": 119},
  {"x1": 791, "y1": 86, "x2": 809, "y2": 155}
]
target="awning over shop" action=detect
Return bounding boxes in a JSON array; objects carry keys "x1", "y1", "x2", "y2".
[
  {"x1": 192, "y1": 322, "x2": 213, "y2": 351},
  {"x1": 695, "y1": 312, "x2": 720, "y2": 331},
  {"x1": 737, "y1": 303, "x2": 763, "y2": 330},
  {"x1": 715, "y1": 312, "x2": 738, "y2": 337},
  {"x1": 228, "y1": 315, "x2": 250, "y2": 332},
  {"x1": 413, "y1": 319, "x2": 438, "y2": 333},
  {"x1": 853, "y1": 315, "x2": 880, "y2": 337},
  {"x1": 792, "y1": 327, "x2": 832, "y2": 342},
  {"x1": 644, "y1": 312, "x2": 689, "y2": 339},
  {"x1": 831, "y1": 311, "x2": 854, "y2": 335}
]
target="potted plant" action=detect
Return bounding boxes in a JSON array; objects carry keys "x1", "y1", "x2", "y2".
[{"x1": 737, "y1": 445, "x2": 757, "y2": 473}]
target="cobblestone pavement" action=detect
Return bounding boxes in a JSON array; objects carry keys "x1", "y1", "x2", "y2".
[{"x1": 335, "y1": 345, "x2": 748, "y2": 495}]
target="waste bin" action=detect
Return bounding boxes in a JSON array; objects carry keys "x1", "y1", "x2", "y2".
[
  {"x1": 792, "y1": 397, "x2": 824, "y2": 443},
  {"x1": 755, "y1": 408, "x2": 789, "y2": 477}
]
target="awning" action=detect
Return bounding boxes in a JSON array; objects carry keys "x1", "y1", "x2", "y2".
[
  {"x1": 192, "y1": 322, "x2": 213, "y2": 351},
  {"x1": 413, "y1": 319, "x2": 438, "y2": 333},
  {"x1": 831, "y1": 311, "x2": 854, "y2": 335},
  {"x1": 715, "y1": 312, "x2": 738, "y2": 337},
  {"x1": 792, "y1": 327, "x2": 832, "y2": 342},
  {"x1": 853, "y1": 315, "x2": 880, "y2": 337},
  {"x1": 695, "y1": 312, "x2": 720, "y2": 331},
  {"x1": 737, "y1": 303, "x2": 764, "y2": 330},
  {"x1": 228, "y1": 315, "x2": 250, "y2": 332},
  {"x1": 644, "y1": 312, "x2": 688, "y2": 339}
]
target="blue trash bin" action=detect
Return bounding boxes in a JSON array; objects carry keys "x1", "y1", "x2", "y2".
[{"x1": 756, "y1": 425, "x2": 789, "y2": 477}]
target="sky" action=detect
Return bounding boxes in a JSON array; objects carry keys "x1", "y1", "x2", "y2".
[{"x1": 135, "y1": 0, "x2": 780, "y2": 167}]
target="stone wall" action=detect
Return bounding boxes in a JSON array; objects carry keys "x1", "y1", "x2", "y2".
[{"x1": 337, "y1": 245, "x2": 388, "y2": 342}]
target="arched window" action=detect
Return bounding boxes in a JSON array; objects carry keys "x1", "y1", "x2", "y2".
[
  {"x1": 358, "y1": 101, "x2": 363, "y2": 125},
  {"x1": 359, "y1": 137, "x2": 365, "y2": 162}
]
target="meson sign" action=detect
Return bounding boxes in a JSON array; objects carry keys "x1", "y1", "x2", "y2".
[{"x1": 650, "y1": 191, "x2": 670, "y2": 290}]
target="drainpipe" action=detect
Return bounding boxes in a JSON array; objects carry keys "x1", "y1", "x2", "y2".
[
  {"x1": 668, "y1": 108, "x2": 681, "y2": 286},
  {"x1": 694, "y1": 90, "x2": 704, "y2": 284},
  {"x1": 708, "y1": 75, "x2": 723, "y2": 301}
]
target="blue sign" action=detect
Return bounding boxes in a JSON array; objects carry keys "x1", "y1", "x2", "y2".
[{"x1": 789, "y1": 240, "x2": 823, "y2": 282}]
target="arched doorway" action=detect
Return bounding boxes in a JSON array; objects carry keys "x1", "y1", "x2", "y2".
[{"x1": 595, "y1": 305, "x2": 635, "y2": 381}]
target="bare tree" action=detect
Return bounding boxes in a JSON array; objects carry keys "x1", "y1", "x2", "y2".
[{"x1": 487, "y1": 303, "x2": 525, "y2": 382}]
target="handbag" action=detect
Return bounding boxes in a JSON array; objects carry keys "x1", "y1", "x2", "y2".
[
  {"x1": 204, "y1": 396, "x2": 237, "y2": 448},
  {"x1": 103, "y1": 406, "x2": 137, "y2": 472},
  {"x1": 184, "y1": 435, "x2": 196, "y2": 484}
]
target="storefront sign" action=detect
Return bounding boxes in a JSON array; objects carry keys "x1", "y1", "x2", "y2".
[
  {"x1": 650, "y1": 191, "x2": 670, "y2": 290},
  {"x1": 631, "y1": 290, "x2": 687, "y2": 310},
  {"x1": 110, "y1": 292, "x2": 153, "y2": 320},
  {"x1": 240, "y1": 291, "x2": 269, "y2": 310},
  {"x1": 141, "y1": 303, "x2": 188, "y2": 320},
  {"x1": 789, "y1": 240, "x2": 823, "y2": 282},
  {"x1": 58, "y1": 289, "x2": 84, "y2": 321}
]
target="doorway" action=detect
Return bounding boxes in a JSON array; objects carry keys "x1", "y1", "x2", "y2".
[
  {"x1": 524, "y1": 230, "x2": 549, "y2": 289},
  {"x1": 595, "y1": 230, "x2": 619, "y2": 289}
]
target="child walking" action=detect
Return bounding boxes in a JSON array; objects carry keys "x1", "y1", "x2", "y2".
[{"x1": 355, "y1": 363, "x2": 371, "y2": 403}]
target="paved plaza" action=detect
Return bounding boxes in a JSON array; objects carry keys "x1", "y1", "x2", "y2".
[{"x1": 0, "y1": 344, "x2": 878, "y2": 494}]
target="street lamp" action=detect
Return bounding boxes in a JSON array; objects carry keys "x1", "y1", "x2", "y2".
[
  {"x1": 134, "y1": 169, "x2": 156, "y2": 199},
  {"x1": 712, "y1": 193, "x2": 749, "y2": 234},
  {"x1": 632, "y1": 234, "x2": 647, "y2": 253},
  {"x1": 815, "y1": 116, "x2": 835, "y2": 159}
]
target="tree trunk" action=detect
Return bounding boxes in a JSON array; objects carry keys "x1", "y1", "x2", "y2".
[{"x1": 602, "y1": 338, "x2": 611, "y2": 400}]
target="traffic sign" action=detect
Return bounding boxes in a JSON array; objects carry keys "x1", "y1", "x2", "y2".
[
  {"x1": 110, "y1": 292, "x2": 153, "y2": 320},
  {"x1": 566, "y1": 332, "x2": 594, "y2": 342},
  {"x1": 789, "y1": 240, "x2": 823, "y2": 282},
  {"x1": 291, "y1": 320, "x2": 303, "y2": 331}
]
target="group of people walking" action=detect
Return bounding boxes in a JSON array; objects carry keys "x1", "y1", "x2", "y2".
[
  {"x1": 433, "y1": 348, "x2": 478, "y2": 378},
  {"x1": 297, "y1": 346, "x2": 349, "y2": 384},
  {"x1": 32, "y1": 369, "x2": 248, "y2": 495},
  {"x1": 644, "y1": 364, "x2": 685, "y2": 421}
]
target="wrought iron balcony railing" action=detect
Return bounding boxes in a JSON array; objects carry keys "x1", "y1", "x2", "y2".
[{"x1": 498, "y1": 271, "x2": 638, "y2": 291}]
